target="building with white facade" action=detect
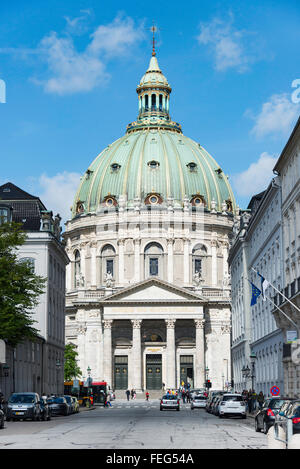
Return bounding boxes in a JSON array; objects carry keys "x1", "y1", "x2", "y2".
[
  {"x1": 64, "y1": 52, "x2": 237, "y2": 392},
  {"x1": 0, "y1": 183, "x2": 69, "y2": 398},
  {"x1": 273, "y1": 117, "x2": 300, "y2": 398},
  {"x1": 229, "y1": 178, "x2": 285, "y2": 395}
]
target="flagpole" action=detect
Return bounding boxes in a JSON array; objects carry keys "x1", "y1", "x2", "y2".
[
  {"x1": 265, "y1": 295, "x2": 299, "y2": 334},
  {"x1": 251, "y1": 267, "x2": 300, "y2": 314}
]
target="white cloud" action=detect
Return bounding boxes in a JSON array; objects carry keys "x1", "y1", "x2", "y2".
[
  {"x1": 13, "y1": 14, "x2": 145, "y2": 95},
  {"x1": 249, "y1": 93, "x2": 300, "y2": 138},
  {"x1": 37, "y1": 171, "x2": 81, "y2": 226},
  {"x1": 197, "y1": 14, "x2": 255, "y2": 72},
  {"x1": 232, "y1": 152, "x2": 278, "y2": 197}
]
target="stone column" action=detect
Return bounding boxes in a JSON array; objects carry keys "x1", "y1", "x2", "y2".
[
  {"x1": 103, "y1": 319, "x2": 113, "y2": 389},
  {"x1": 165, "y1": 319, "x2": 176, "y2": 388},
  {"x1": 90, "y1": 242, "x2": 97, "y2": 287},
  {"x1": 167, "y1": 238, "x2": 174, "y2": 283},
  {"x1": 118, "y1": 239, "x2": 125, "y2": 285},
  {"x1": 131, "y1": 320, "x2": 142, "y2": 392},
  {"x1": 211, "y1": 240, "x2": 217, "y2": 286},
  {"x1": 194, "y1": 319, "x2": 205, "y2": 389},
  {"x1": 183, "y1": 238, "x2": 190, "y2": 284},
  {"x1": 134, "y1": 239, "x2": 140, "y2": 282}
]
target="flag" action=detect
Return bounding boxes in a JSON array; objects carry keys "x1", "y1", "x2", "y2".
[
  {"x1": 257, "y1": 272, "x2": 270, "y2": 301},
  {"x1": 250, "y1": 282, "x2": 261, "y2": 306}
]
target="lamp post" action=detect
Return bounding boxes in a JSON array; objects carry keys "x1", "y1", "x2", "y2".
[
  {"x1": 249, "y1": 352, "x2": 257, "y2": 390},
  {"x1": 56, "y1": 359, "x2": 61, "y2": 395}
]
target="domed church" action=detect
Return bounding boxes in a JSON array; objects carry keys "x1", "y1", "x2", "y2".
[{"x1": 64, "y1": 48, "x2": 236, "y2": 392}]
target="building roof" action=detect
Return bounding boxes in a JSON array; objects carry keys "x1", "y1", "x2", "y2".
[{"x1": 0, "y1": 182, "x2": 47, "y2": 231}]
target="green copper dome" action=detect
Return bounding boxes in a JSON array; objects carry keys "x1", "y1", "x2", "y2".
[{"x1": 72, "y1": 55, "x2": 236, "y2": 218}]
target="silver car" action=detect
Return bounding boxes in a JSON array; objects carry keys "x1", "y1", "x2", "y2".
[
  {"x1": 191, "y1": 394, "x2": 207, "y2": 410},
  {"x1": 6, "y1": 392, "x2": 41, "y2": 421},
  {"x1": 160, "y1": 394, "x2": 180, "y2": 411}
]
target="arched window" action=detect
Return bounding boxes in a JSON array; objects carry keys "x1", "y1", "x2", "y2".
[
  {"x1": 144, "y1": 242, "x2": 164, "y2": 279},
  {"x1": 74, "y1": 250, "x2": 81, "y2": 288},
  {"x1": 159, "y1": 94, "x2": 163, "y2": 111},
  {"x1": 151, "y1": 94, "x2": 156, "y2": 110},
  {"x1": 144, "y1": 94, "x2": 149, "y2": 111},
  {"x1": 101, "y1": 244, "x2": 116, "y2": 283}
]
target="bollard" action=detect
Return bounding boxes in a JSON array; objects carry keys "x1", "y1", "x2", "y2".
[{"x1": 267, "y1": 425, "x2": 286, "y2": 449}]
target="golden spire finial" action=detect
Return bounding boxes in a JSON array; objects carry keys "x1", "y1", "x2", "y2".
[{"x1": 150, "y1": 24, "x2": 157, "y2": 56}]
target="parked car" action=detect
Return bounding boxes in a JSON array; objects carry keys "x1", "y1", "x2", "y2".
[
  {"x1": 206, "y1": 391, "x2": 225, "y2": 413},
  {"x1": 255, "y1": 397, "x2": 288, "y2": 434},
  {"x1": 212, "y1": 396, "x2": 223, "y2": 416},
  {"x1": 0, "y1": 409, "x2": 4, "y2": 429},
  {"x1": 64, "y1": 395, "x2": 75, "y2": 414},
  {"x1": 40, "y1": 397, "x2": 51, "y2": 421},
  {"x1": 6, "y1": 393, "x2": 41, "y2": 421},
  {"x1": 71, "y1": 396, "x2": 80, "y2": 413},
  {"x1": 160, "y1": 394, "x2": 180, "y2": 411},
  {"x1": 275, "y1": 399, "x2": 300, "y2": 435},
  {"x1": 191, "y1": 394, "x2": 207, "y2": 410},
  {"x1": 47, "y1": 397, "x2": 69, "y2": 416},
  {"x1": 218, "y1": 394, "x2": 246, "y2": 419}
]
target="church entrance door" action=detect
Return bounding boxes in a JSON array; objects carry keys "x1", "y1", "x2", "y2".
[
  {"x1": 180, "y1": 355, "x2": 194, "y2": 388},
  {"x1": 146, "y1": 354, "x2": 162, "y2": 390},
  {"x1": 114, "y1": 356, "x2": 128, "y2": 389}
]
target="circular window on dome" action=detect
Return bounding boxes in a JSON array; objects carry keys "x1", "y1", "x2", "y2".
[
  {"x1": 187, "y1": 162, "x2": 197, "y2": 172},
  {"x1": 76, "y1": 201, "x2": 85, "y2": 214},
  {"x1": 148, "y1": 160, "x2": 160, "y2": 169},
  {"x1": 191, "y1": 195, "x2": 206, "y2": 207},
  {"x1": 149, "y1": 195, "x2": 159, "y2": 204},
  {"x1": 103, "y1": 195, "x2": 117, "y2": 207},
  {"x1": 111, "y1": 163, "x2": 121, "y2": 172}
]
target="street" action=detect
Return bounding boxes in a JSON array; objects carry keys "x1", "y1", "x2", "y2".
[{"x1": 0, "y1": 400, "x2": 267, "y2": 450}]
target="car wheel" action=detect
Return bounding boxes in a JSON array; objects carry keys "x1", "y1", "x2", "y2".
[
  {"x1": 160, "y1": 407, "x2": 163, "y2": 411},
  {"x1": 219, "y1": 414, "x2": 223, "y2": 418},
  {"x1": 255, "y1": 418, "x2": 261, "y2": 432},
  {"x1": 263, "y1": 420, "x2": 269, "y2": 434}
]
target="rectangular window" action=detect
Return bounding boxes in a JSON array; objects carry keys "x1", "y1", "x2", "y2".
[
  {"x1": 149, "y1": 258, "x2": 158, "y2": 276},
  {"x1": 195, "y1": 258, "x2": 202, "y2": 274},
  {"x1": 106, "y1": 259, "x2": 114, "y2": 276}
]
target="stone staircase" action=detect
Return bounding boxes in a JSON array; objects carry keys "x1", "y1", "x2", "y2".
[{"x1": 114, "y1": 389, "x2": 163, "y2": 400}]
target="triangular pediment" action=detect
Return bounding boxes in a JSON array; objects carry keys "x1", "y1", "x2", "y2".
[{"x1": 102, "y1": 278, "x2": 205, "y2": 303}]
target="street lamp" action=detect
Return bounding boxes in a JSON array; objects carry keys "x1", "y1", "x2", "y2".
[
  {"x1": 56, "y1": 359, "x2": 61, "y2": 395},
  {"x1": 250, "y1": 352, "x2": 257, "y2": 390}
]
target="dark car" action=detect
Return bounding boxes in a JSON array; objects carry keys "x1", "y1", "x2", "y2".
[
  {"x1": 255, "y1": 397, "x2": 290, "y2": 434},
  {"x1": 0, "y1": 409, "x2": 4, "y2": 429},
  {"x1": 40, "y1": 397, "x2": 51, "y2": 421},
  {"x1": 277, "y1": 400, "x2": 300, "y2": 435},
  {"x1": 6, "y1": 393, "x2": 41, "y2": 421},
  {"x1": 47, "y1": 397, "x2": 69, "y2": 416}
]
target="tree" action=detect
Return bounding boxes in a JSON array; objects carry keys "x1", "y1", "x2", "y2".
[
  {"x1": 0, "y1": 222, "x2": 46, "y2": 347},
  {"x1": 64, "y1": 343, "x2": 82, "y2": 381}
]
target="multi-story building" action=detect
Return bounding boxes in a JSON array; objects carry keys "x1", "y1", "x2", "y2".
[
  {"x1": 0, "y1": 182, "x2": 69, "y2": 398},
  {"x1": 273, "y1": 117, "x2": 300, "y2": 398},
  {"x1": 229, "y1": 178, "x2": 284, "y2": 395}
]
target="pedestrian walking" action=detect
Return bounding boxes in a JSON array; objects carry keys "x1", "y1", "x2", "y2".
[
  {"x1": 131, "y1": 389, "x2": 134, "y2": 400},
  {"x1": 145, "y1": 392, "x2": 149, "y2": 401},
  {"x1": 126, "y1": 389, "x2": 130, "y2": 401},
  {"x1": 257, "y1": 391, "x2": 264, "y2": 410},
  {"x1": 182, "y1": 390, "x2": 186, "y2": 403},
  {"x1": 186, "y1": 391, "x2": 190, "y2": 403}
]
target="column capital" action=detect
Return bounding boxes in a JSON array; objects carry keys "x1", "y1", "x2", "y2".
[
  {"x1": 194, "y1": 319, "x2": 205, "y2": 329},
  {"x1": 103, "y1": 319, "x2": 113, "y2": 329},
  {"x1": 131, "y1": 319, "x2": 142, "y2": 329},
  {"x1": 165, "y1": 319, "x2": 176, "y2": 329}
]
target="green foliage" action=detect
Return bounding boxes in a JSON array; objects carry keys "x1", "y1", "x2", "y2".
[
  {"x1": 64, "y1": 343, "x2": 82, "y2": 381},
  {"x1": 0, "y1": 222, "x2": 46, "y2": 347}
]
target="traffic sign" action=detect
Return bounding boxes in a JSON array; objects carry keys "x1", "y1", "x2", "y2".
[{"x1": 270, "y1": 386, "x2": 280, "y2": 396}]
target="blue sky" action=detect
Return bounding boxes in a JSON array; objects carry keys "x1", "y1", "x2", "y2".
[{"x1": 0, "y1": 0, "x2": 299, "y2": 224}]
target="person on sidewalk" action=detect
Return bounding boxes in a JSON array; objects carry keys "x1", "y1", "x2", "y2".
[
  {"x1": 126, "y1": 389, "x2": 130, "y2": 401},
  {"x1": 257, "y1": 391, "x2": 264, "y2": 410},
  {"x1": 145, "y1": 391, "x2": 149, "y2": 401}
]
